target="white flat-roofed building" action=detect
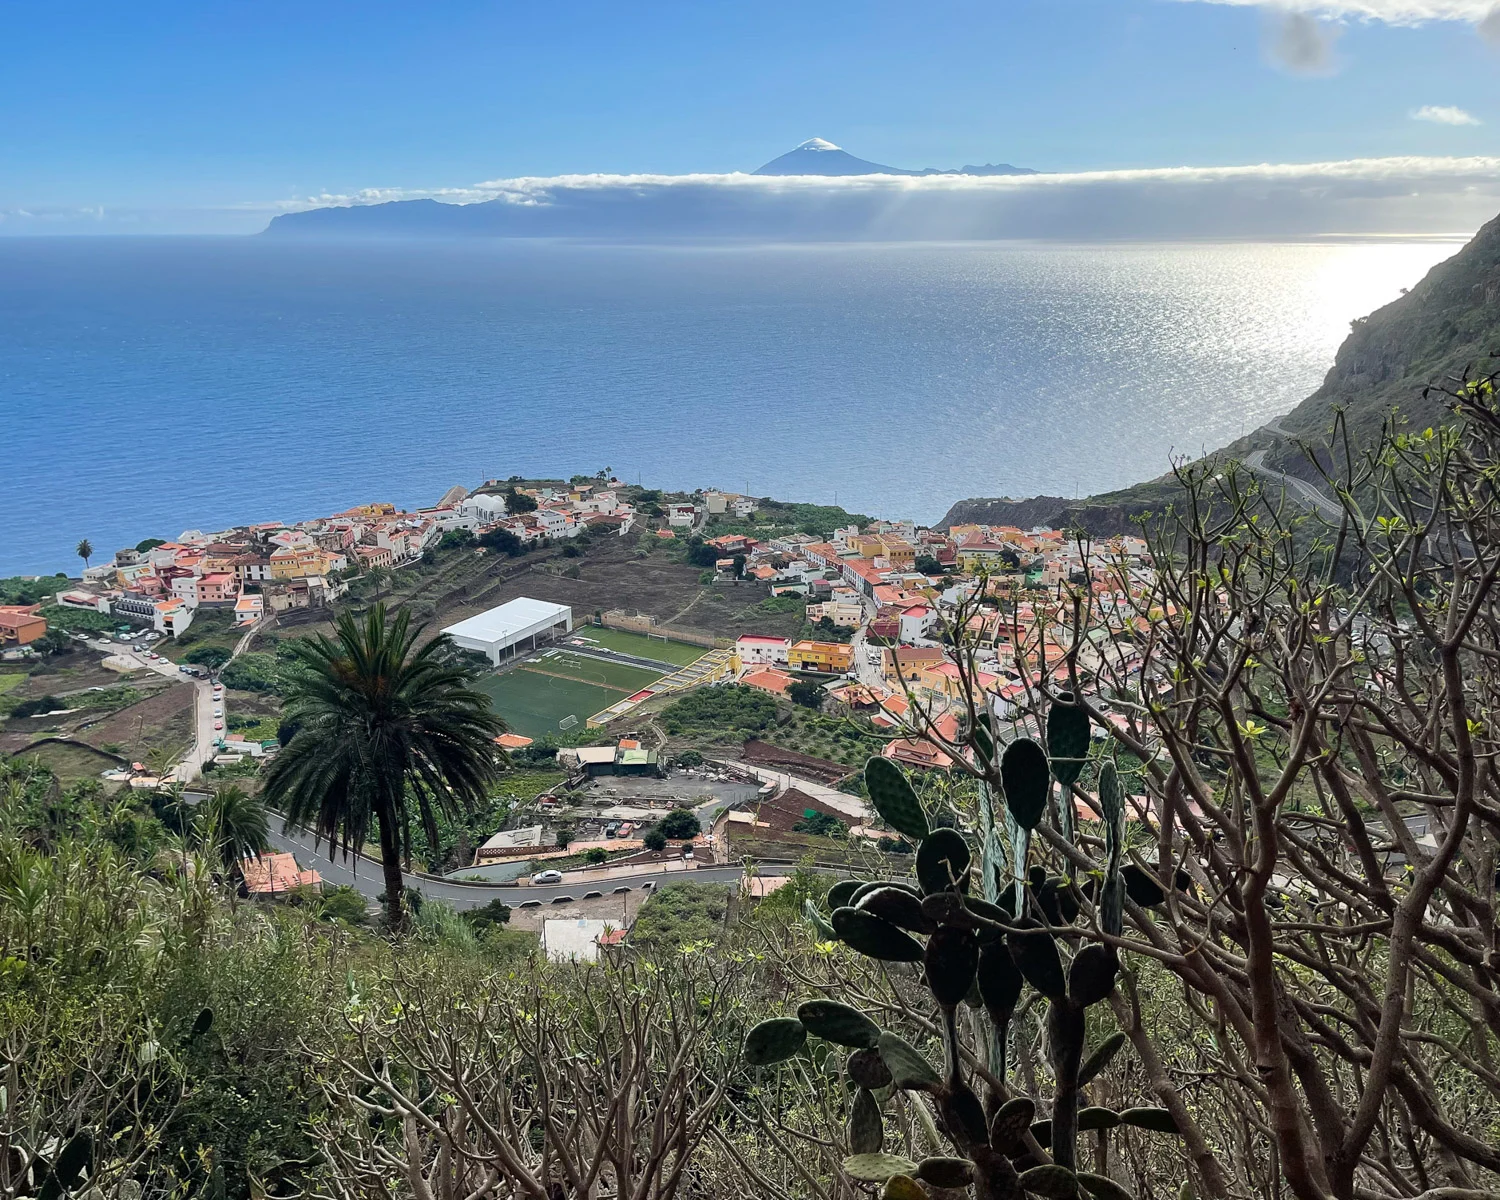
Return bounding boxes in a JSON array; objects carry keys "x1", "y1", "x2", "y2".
[
  {"x1": 542, "y1": 918, "x2": 613, "y2": 963},
  {"x1": 440, "y1": 597, "x2": 573, "y2": 665}
]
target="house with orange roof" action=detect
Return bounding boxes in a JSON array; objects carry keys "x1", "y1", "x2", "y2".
[
  {"x1": 240, "y1": 852, "x2": 322, "y2": 898},
  {"x1": 881, "y1": 737, "x2": 954, "y2": 771},
  {"x1": 195, "y1": 573, "x2": 240, "y2": 606},
  {"x1": 742, "y1": 668, "x2": 794, "y2": 696},
  {"x1": 494, "y1": 733, "x2": 534, "y2": 750},
  {"x1": 0, "y1": 605, "x2": 47, "y2": 647},
  {"x1": 233, "y1": 594, "x2": 263, "y2": 627}
]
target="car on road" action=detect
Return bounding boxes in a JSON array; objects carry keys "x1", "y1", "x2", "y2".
[
  {"x1": 212, "y1": 707, "x2": 223, "y2": 717},
  {"x1": 531, "y1": 869, "x2": 563, "y2": 884},
  {"x1": 213, "y1": 720, "x2": 223, "y2": 731}
]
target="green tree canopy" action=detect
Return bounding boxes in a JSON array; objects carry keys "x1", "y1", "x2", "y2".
[
  {"x1": 260, "y1": 604, "x2": 506, "y2": 927},
  {"x1": 658, "y1": 808, "x2": 700, "y2": 840}
]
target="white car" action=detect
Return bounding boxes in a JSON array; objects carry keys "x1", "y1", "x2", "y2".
[
  {"x1": 531, "y1": 869, "x2": 564, "y2": 885},
  {"x1": 212, "y1": 707, "x2": 223, "y2": 717}
]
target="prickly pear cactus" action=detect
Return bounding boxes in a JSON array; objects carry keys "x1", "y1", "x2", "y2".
[{"x1": 753, "y1": 721, "x2": 1186, "y2": 1199}]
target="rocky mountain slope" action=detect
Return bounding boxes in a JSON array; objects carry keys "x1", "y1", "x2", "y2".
[{"x1": 941, "y1": 210, "x2": 1500, "y2": 532}]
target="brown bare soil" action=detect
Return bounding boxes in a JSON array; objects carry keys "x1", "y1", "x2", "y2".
[
  {"x1": 325, "y1": 533, "x2": 811, "y2": 643},
  {"x1": 73, "y1": 683, "x2": 196, "y2": 761},
  {"x1": 739, "y1": 739, "x2": 854, "y2": 783}
]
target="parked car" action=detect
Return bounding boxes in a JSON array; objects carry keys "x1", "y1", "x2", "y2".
[
  {"x1": 531, "y1": 869, "x2": 563, "y2": 884},
  {"x1": 212, "y1": 707, "x2": 223, "y2": 717},
  {"x1": 213, "y1": 720, "x2": 224, "y2": 731}
]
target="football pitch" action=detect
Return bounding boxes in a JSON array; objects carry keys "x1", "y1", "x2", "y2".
[
  {"x1": 476, "y1": 648, "x2": 666, "y2": 738},
  {"x1": 565, "y1": 626, "x2": 708, "y2": 667}
]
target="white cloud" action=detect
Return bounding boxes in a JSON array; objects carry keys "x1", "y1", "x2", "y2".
[
  {"x1": 1176, "y1": 0, "x2": 1497, "y2": 22},
  {"x1": 256, "y1": 155, "x2": 1500, "y2": 242},
  {"x1": 1413, "y1": 104, "x2": 1482, "y2": 123}
]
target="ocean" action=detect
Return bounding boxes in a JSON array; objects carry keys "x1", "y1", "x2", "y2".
[{"x1": 0, "y1": 235, "x2": 1459, "y2": 576}]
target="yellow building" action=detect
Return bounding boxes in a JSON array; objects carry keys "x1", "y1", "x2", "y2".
[
  {"x1": 882, "y1": 645, "x2": 946, "y2": 687},
  {"x1": 851, "y1": 534, "x2": 916, "y2": 569},
  {"x1": 269, "y1": 547, "x2": 330, "y2": 580},
  {"x1": 788, "y1": 640, "x2": 854, "y2": 674}
]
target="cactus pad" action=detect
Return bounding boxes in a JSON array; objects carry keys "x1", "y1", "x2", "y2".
[
  {"x1": 924, "y1": 926, "x2": 980, "y2": 1008},
  {"x1": 915, "y1": 1157, "x2": 976, "y2": 1188},
  {"x1": 744, "y1": 1017, "x2": 807, "y2": 1065},
  {"x1": 876, "y1": 1031, "x2": 943, "y2": 1090},
  {"x1": 848, "y1": 1046, "x2": 894, "y2": 1090},
  {"x1": 864, "y1": 756, "x2": 931, "y2": 842},
  {"x1": 916, "y1": 827, "x2": 972, "y2": 895},
  {"x1": 1078, "y1": 1031, "x2": 1128, "y2": 1087},
  {"x1": 1118, "y1": 1107, "x2": 1181, "y2": 1134},
  {"x1": 1001, "y1": 738, "x2": 1051, "y2": 831},
  {"x1": 989, "y1": 1096, "x2": 1036, "y2": 1154},
  {"x1": 1046, "y1": 694, "x2": 1091, "y2": 787},
  {"x1": 1019, "y1": 1163, "x2": 1081, "y2": 1198},
  {"x1": 850, "y1": 1086, "x2": 884, "y2": 1154},
  {"x1": 797, "y1": 999, "x2": 882, "y2": 1048},
  {"x1": 1008, "y1": 920, "x2": 1067, "y2": 1001},
  {"x1": 832, "y1": 907, "x2": 926, "y2": 962},
  {"x1": 859, "y1": 885, "x2": 939, "y2": 934},
  {"x1": 1068, "y1": 944, "x2": 1120, "y2": 1008}
]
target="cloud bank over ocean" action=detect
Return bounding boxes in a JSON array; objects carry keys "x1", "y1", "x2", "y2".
[{"x1": 261, "y1": 157, "x2": 1500, "y2": 241}]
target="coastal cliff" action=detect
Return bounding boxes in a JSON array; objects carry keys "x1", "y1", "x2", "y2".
[{"x1": 941, "y1": 208, "x2": 1500, "y2": 532}]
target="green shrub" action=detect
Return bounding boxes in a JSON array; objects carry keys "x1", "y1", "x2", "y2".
[
  {"x1": 11, "y1": 695, "x2": 68, "y2": 718},
  {"x1": 631, "y1": 882, "x2": 731, "y2": 947},
  {"x1": 660, "y1": 686, "x2": 781, "y2": 736},
  {"x1": 317, "y1": 885, "x2": 369, "y2": 925},
  {"x1": 659, "y1": 808, "x2": 701, "y2": 839},
  {"x1": 462, "y1": 897, "x2": 513, "y2": 928}
]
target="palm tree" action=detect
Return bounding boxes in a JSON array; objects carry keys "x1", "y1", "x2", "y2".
[
  {"x1": 197, "y1": 783, "x2": 269, "y2": 872},
  {"x1": 76, "y1": 538, "x2": 93, "y2": 572},
  {"x1": 260, "y1": 603, "x2": 505, "y2": 927}
]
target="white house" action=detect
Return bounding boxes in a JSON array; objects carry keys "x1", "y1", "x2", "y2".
[
  {"x1": 899, "y1": 605, "x2": 937, "y2": 645},
  {"x1": 736, "y1": 635, "x2": 791, "y2": 668},
  {"x1": 666, "y1": 503, "x2": 698, "y2": 528},
  {"x1": 420, "y1": 506, "x2": 481, "y2": 532},
  {"x1": 533, "y1": 508, "x2": 578, "y2": 539},
  {"x1": 459, "y1": 493, "x2": 508, "y2": 523},
  {"x1": 234, "y1": 594, "x2": 264, "y2": 627}
]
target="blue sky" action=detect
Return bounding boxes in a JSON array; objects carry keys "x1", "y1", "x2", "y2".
[{"x1": 2, "y1": 0, "x2": 1497, "y2": 232}]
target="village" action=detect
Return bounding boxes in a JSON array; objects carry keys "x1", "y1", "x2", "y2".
[{"x1": 1, "y1": 472, "x2": 1157, "y2": 960}]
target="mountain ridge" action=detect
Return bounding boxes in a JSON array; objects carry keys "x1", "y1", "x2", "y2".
[{"x1": 753, "y1": 137, "x2": 1034, "y2": 177}]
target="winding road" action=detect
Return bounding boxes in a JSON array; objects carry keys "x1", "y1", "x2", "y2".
[
  {"x1": 264, "y1": 819, "x2": 789, "y2": 908},
  {"x1": 1240, "y1": 413, "x2": 1346, "y2": 522},
  {"x1": 1243, "y1": 448, "x2": 1344, "y2": 522}
]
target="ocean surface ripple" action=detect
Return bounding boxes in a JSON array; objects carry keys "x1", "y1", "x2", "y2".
[{"x1": 0, "y1": 236, "x2": 1457, "y2": 574}]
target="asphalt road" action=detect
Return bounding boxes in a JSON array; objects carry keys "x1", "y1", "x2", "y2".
[
  {"x1": 1243, "y1": 449, "x2": 1344, "y2": 522},
  {"x1": 265, "y1": 819, "x2": 773, "y2": 908},
  {"x1": 86, "y1": 636, "x2": 218, "y2": 779}
]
